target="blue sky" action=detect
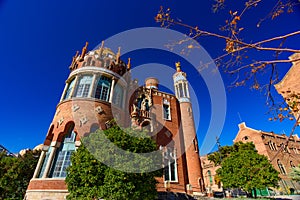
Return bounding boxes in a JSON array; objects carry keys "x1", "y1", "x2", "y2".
[{"x1": 0, "y1": 0, "x2": 300, "y2": 154}]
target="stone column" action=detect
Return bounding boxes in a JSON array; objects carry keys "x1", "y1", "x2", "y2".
[
  {"x1": 70, "y1": 76, "x2": 78, "y2": 98},
  {"x1": 122, "y1": 86, "x2": 126, "y2": 109},
  {"x1": 109, "y1": 78, "x2": 116, "y2": 103},
  {"x1": 42, "y1": 142, "x2": 59, "y2": 178},
  {"x1": 186, "y1": 83, "x2": 190, "y2": 98},
  {"x1": 88, "y1": 74, "x2": 97, "y2": 97},
  {"x1": 59, "y1": 82, "x2": 69, "y2": 102},
  {"x1": 175, "y1": 85, "x2": 178, "y2": 97},
  {"x1": 32, "y1": 150, "x2": 46, "y2": 178}
]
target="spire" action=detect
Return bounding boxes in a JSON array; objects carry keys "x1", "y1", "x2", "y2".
[
  {"x1": 99, "y1": 40, "x2": 105, "y2": 57},
  {"x1": 70, "y1": 51, "x2": 80, "y2": 70},
  {"x1": 175, "y1": 61, "x2": 181, "y2": 72},
  {"x1": 116, "y1": 47, "x2": 121, "y2": 63},
  {"x1": 100, "y1": 40, "x2": 104, "y2": 49},
  {"x1": 127, "y1": 57, "x2": 131, "y2": 70},
  {"x1": 72, "y1": 51, "x2": 79, "y2": 63},
  {"x1": 80, "y1": 42, "x2": 89, "y2": 61}
]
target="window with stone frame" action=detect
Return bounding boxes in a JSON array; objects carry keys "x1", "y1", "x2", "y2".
[
  {"x1": 49, "y1": 125, "x2": 76, "y2": 178},
  {"x1": 163, "y1": 99, "x2": 171, "y2": 120},
  {"x1": 268, "y1": 141, "x2": 277, "y2": 151},
  {"x1": 163, "y1": 147, "x2": 177, "y2": 182},
  {"x1": 281, "y1": 143, "x2": 290, "y2": 153},
  {"x1": 74, "y1": 75, "x2": 93, "y2": 97},
  {"x1": 293, "y1": 147, "x2": 299, "y2": 154},
  {"x1": 37, "y1": 146, "x2": 53, "y2": 178},
  {"x1": 112, "y1": 83, "x2": 123, "y2": 107},
  {"x1": 95, "y1": 75, "x2": 111, "y2": 101},
  {"x1": 207, "y1": 170, "x2": 213, "y2": 185},
  {"x1": 178, "y1": 83, "x2": 184, "y2": 98},
  {"x1": 277, "y1": 159, "x2": 287, "y2": 175},
  {"x1": 63, "y1": 78, "x2": 76, "y2": 100}
]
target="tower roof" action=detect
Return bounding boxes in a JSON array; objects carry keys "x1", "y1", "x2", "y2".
[
  {"x1": 173, "y1": 62, "x2": 187, "y2": 82},
  {"x1": 69, "y1": 42, "x2": 130, "y2": 76}
]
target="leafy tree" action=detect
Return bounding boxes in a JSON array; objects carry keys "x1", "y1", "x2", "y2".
[
  {"x1": 208, "y1": 142, "x2": 254, "y2": 165},
  {"x1": 289, "y1": 164, "x2": 300, "y2": 181},
  {"x1": 66, "y1": 126, "x2": 162, "y2": 200},
  {"x1": 65, "y1": 145, "x2": 106, "y2": 199},
  {"x1": 0, "y1": 150, "x2": 40, "y2": 199},
  {"x1": 216, "y1": 142, "x2": 279, "y2": 196},
  {"x1": 208, "y1": 145, "x2": 234, "y2": 166}
]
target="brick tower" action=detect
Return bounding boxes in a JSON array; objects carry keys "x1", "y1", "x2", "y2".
[
  {"x1": 173, "y1": 62, "x2": 205, "y2": 194},
  {"x1": 25, "y1": 42, "x2": 131, "y2": 199}
]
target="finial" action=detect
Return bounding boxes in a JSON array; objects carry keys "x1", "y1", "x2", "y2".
[
  {"x1": 70, "y1": 51, "x2": 80, "y2": 70},
  {"x1": 75, "y1": 50, "x2": 79, "y2": 58},
  {"x1": 116, "y1": 47, "x2": 121, "y2": 63},
  {"x1": 99, "y1": 40, "x2": 105, "y2": 57},
  {"x1": 175, "y1": 62, "x2": 181, "y2": 72},
  {"x1": 127, "y1": 57, "x2": 131, "y2": 70},
  {"x1": 80, "y1": 42, "x2": 89, "y2": 61},
  {"x1": 72, "y1": 51, "x2": 79, "y2": 62}
]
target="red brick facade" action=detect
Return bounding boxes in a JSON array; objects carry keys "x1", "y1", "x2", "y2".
[{"x1": 25, "y1": 44, "x2": 205, "y2": 199}]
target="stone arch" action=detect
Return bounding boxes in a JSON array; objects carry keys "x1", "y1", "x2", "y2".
[
  {"x1": 44, "y1": 124, "x2": 54, "y2": 146},
  {"x1": 57, "y1": 121, "x2": 76, "y2": 142}
]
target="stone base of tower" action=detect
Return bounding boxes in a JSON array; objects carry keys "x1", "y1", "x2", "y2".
[
  {"x1": 25, "y1": 190, "x2": 68, "y2": 200},
  {"x1": 25, "y1": 179, "x2": 68, "y2": 200}
]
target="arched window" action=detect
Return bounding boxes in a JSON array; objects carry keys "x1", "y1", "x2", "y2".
[
  {"x1": 163, "y1": 99, "x2": 171, "y2": 120},
  {"x1": 269, "y1": 141, "x2": 277, "y2": 151},
  {"x1": 281, "y1": 143, "x2": 290, "y2": 153},
  {"x1": 95, "y1": 76, "x2": 111, "y2": 101},
  {"x1": 163, "y1": 148, "x2": 177, "y2": 182},
  {"x1": 183, "y1": 83, "x2": 188, "y2": 97},
  {"x1": 49, "y1": 125, "x2": 76, "y2": 178},
  {"x1": 112, "y1": 83, "x2": 123, "y2": 107},
  {"x1": 63, "y1": 78, "x2": 75, "y2": 100},
  {"x1": 208, "y1": 170, "x2": 213, "y2": 185},
  {"x1": 273, "y1": 142, "x2": 277, "y2": 150},
  {"x1": 277, "y1": 159, "x2": 287, "y2": 175},
  {"x1": 178, "y1": 83, "x2": 184, "y2": 98},
  {"x1": 293, "y1": 147, "x2": 299, "y2": 154},
  {"x1": 74, "y1": 75, "x2": 93, "y2": 97}
]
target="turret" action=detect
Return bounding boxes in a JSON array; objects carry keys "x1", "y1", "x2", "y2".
[{"x1": 173, "y1": 62, "x2": 205, "y2": 194}]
